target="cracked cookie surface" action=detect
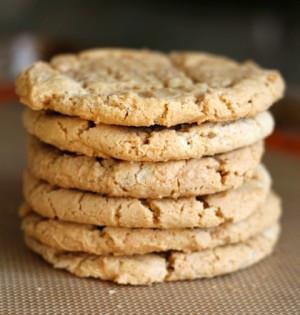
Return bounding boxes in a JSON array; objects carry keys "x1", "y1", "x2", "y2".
[
  {"x1": 22, "y1": 165, "x2": 271, "y2": 229},
  {"x1": 24, "y1": 109, "x2": 274, "y2": 162},
  {"x1": 16, "y1": 49, "x2": 285, "y2": 127},
  {"x1": 24, "y1": 223, "x2": 280, "y2": 285},
  {"x1": 21, "y1": 192, "x2": 281, "y2": 256},
  {"x1": 28, "y1": 138, "x2": 264, "y2": 198}
]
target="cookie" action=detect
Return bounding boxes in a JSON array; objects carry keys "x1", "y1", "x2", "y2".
[
  {"x1": 21, "y1": 192, "x2": 280, "y2": 256},
  {"x1": 16, "y1": 49, "x2": 285, "y2": 127},
  {"x1": 28, "y1": 138, "x2": 263, "y2": 198},
  {"x1": 24, "y1": 223, "x2": 280, "y2": 285},
  {"x1": 23, "y1": 109, "x2": 273, "y2": 162},
  {"x1": 22, "y1": 165, "x2": 271, "y2": 229}
]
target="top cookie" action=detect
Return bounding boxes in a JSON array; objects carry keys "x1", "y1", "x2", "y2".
[{"x1": 16, "y1": 49, "x2": 285, "y2": 127}]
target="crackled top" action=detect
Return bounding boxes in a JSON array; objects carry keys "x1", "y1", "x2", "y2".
[
  {"x1": 16, "y1": 49, "x2": 285, "y2": 127},
  {"x1": 21, "y1": 192, "x2": 280, "y2": 256}
]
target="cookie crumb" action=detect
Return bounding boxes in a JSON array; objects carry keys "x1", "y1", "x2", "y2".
[
  {"x1": 226, "y1": 285, "x2": 236, "y2": 293},
  {"x1": 108, "y1": 289, "x2": 116, "y2": 295}
]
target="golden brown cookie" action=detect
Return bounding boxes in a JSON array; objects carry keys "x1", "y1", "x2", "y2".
[
  {"x1": 27, "y1": 137, "x2": 264, "y2": 198},
  {"x1": 24, "y1": 223, "x2": 280, "y2": 285},
  {"x1": 21, "y1": 192, "x2": 281, "y2": 256},
  {"x1": 16, "y1": 49, "x2": 285, "y2": 127},
  {"x1": 23, "y1": 109, "x2": 273, "y2": 162},
  {"x1": 23, "y1": 165, "x2": 271, "y2": 229}
]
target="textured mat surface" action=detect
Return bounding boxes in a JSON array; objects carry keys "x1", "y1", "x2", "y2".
[{"x1": 0, "y1": 105, "x2": 299, "y2": 314}]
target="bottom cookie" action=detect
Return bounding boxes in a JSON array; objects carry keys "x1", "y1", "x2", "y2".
[{"x1": 24, "y1": 223, "x2": 280, "y2": 285}]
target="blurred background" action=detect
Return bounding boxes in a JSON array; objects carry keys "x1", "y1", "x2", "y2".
[
  {"x1": 1, "y1": 1, "x2": 300, "y2": 83},
  {"x1": 0, "y1": 0, "x2": 299, "y2": 176},
  {"x1": 0, "y1": 1, "x2": 300, "y2": 129}
]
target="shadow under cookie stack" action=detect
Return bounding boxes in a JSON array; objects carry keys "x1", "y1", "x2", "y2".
[{"x1": 16, "y1": 49, "x2": 285, "y2": 285}]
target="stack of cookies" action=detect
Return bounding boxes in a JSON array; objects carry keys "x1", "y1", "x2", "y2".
[{"x1": 15, "y1": 49, "x2": 285, "y2": 285}]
